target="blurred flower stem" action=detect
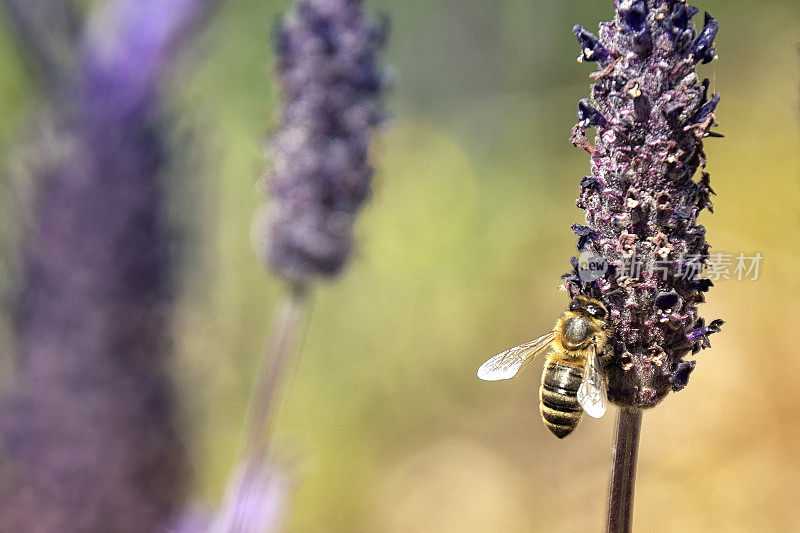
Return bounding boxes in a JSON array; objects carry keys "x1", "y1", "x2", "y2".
[
  {"x1": 211, "y1": 282, "x2": 309, "y2": 532},
  {"x1": 606, "y1": 408, "x2": 642, "y2": 533},
  {"x1": 244, "y1": 281, "x2": 310, "y2": 460}
]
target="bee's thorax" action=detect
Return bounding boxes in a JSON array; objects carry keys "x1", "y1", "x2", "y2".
[{"x1": 560, "y1": 315, "x2": 593, "y2": 350}]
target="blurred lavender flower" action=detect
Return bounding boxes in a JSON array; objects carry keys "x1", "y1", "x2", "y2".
[
  {"x1": 260, "y1": 0, "x2": 388, "y2": 281},
  {"x1": 211, "y1": 461, "x2": 289, "y2": 533},
  {"x1": 223, "y1": 3, "x2": 388, "y2": 528},
  {"x1": 564, "y1": 0, "x2": 722, "y2": 408},
  {"x1": 0, "y1": 0, "x2": 217, "y2": 530},
  {"x1": 171, "y1": 463, "x2": 288, "y2": 533}
]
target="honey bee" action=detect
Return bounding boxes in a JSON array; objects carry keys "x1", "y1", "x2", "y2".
[{"x1": 477, "y1": 296, "x2": 612, "y2": 438}]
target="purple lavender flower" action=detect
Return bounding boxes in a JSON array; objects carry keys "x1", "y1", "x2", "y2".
[
  {"x1": 211, "y1": 461, "x2": 289, "y2": 533},
  {"x1": 0, "y1": 0, "x2": 216, "y2": 530},
  {"x1": 564, "y1": 1, "x2": 723, "y2": 408},
  {"x1": 260, "y1": 0, "x2": 388, "y2": 281},
  {"x1": 170, "y1": 462, "x2": 288, "y2": 533}
]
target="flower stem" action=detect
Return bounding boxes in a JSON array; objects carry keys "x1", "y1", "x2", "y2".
[
  {"x1": 214, "y1": 283, "x2": 308, "y2": 532},
  {"x1": 243, "y1": 281, "x2": 311, "y2": 461},
  {"x1": 606, "y1": 408, "x2": 643, "y2": 533}
]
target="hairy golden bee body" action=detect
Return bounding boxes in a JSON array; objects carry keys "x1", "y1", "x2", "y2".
[
  {"x1": 540, "y1": 356, "x2": 586, "y2": 439},
  {"x1": 539, "y1": 297, "x2": 612, "y2": 438},
  {"x1": 477, "y1": 295, "x2": 612, "y2": 438}
]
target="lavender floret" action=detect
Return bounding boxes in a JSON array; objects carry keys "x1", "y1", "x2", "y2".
[
  {"x1": 566, "y1": 0, "x2": 722, "y2": 408},
  {"x1": 686, "y1": 318, "x2": 724, "y2": 347},
  {"x1": 665, "y1": 3, "x2": 699, "y2": 36},
  {"x1": 572, "y1": 223, "x2": 600, "y2": 251},
  {"x1": 692, "y1": 12, "x2": 719, "y2": 64},
  {"x1": 578, "y1": 99, "x2": 608, "y2": 127},
  {"x1": 669, "y1": 360, "x2": 696, "y2": 392},
  {"x1": 580, "y1": 175, "x2": 604, "y2": 191},
  {"x1": 693, "y1": 92, "x2": 721, "y2": 123},
  {"x1": 619, "y1": 0, "x2": 648, "y2": 34},
  {"x1": 573, "y1": 24, "x2": 608, "y2": 62},
  {"x1": 261, "y1": 0, "x2": 388, "y2": 281}
]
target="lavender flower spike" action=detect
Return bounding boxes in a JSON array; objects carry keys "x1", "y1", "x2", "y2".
[
  {"x1": 0, "y1": 0, "x2": 217, "y2": 530},
  {"x1": 565, "y1": 0, "x2": 723, "y2": 409},
  {"x1": 261, "y1": 0, "x2": 388, "y2": 281},
  {"x1": 227, "y1": 4, "x2": 387, "y2": 525}
]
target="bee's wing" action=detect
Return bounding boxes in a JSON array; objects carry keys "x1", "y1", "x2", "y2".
[
  {"x1": 477, "y1": 331, "x2": 556, "y2": 381},
  {"x1": 577, "y1": 343, "x2": 608, "y2": 418}
]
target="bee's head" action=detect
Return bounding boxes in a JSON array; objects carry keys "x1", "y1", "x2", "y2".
[
  {"x1": 561, "y1": 296, "x2": 609, "y2": 350},
  {"x1": 570, "y1": 296, "x2": 608, "y2": 320}
]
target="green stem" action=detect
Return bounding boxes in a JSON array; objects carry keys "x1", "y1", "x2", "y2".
[{"x1": 606, "y1": 408, "x2": 643, "y2": 533}]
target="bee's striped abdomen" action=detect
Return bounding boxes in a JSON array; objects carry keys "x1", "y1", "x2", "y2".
[{"x1": 540, "y1": 358, "x2": 583, "y2": 439}]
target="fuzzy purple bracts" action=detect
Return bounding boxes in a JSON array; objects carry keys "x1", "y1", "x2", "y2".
[
  {"x1": 262, "y1": 0, "x2": 388, "y2": 281},
  {"x1": 564, "y1": 0, "x2": 723, "y2": 408}
]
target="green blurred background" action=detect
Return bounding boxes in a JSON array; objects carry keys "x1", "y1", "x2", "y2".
[{"x1": 2, "y1": 1, "x2": 799, "y2": 531}]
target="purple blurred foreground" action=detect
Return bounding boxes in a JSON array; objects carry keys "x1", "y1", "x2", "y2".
[{"x1": 0, "y1": 0, "x2": 216, "y2": 530}]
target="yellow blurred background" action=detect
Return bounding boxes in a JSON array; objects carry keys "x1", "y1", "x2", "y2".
[{"x1": 2, "y1": 1, "x2": 799, "y2": 531}]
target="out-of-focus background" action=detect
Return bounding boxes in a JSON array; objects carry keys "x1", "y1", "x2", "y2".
[{"x1": 1, "y1": 1, "x2": 798, "y2": 531}]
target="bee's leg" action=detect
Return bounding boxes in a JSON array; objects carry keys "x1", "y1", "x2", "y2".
[{"x1": 597, "y1": 339, "x2": 614, "y2": 367}]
